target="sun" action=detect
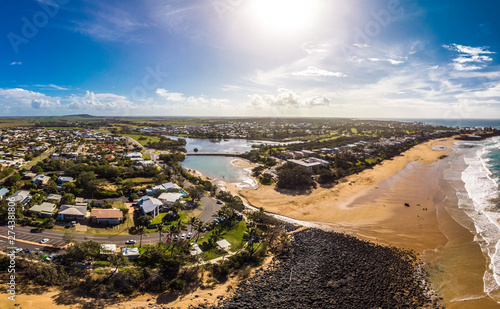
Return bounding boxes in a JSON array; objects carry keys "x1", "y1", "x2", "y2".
[{"x1": 246, "y1": 0, "x2": 320, "y2": 35}]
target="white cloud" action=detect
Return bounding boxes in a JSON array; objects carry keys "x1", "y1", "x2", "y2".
[
  {"x1": 301, "y1": 42, "x2": 328, "y2": 54},
  {"x1": 10, "y1": 62, "x2": 22, "y2": 66},
  {"x1": 443, "y1": 44, "x2": 495, "y2": 71},
  {"x1": 68, "y1": 91, "x2": 132, "y2": 110},
  {"x1": 292, "y1": 66, "x2": 347, "y2": 77},
  {"x1": 34, "y1": 84, "x2": 70, "y2": 90},
  {"x1": 248, "y1": 88, "x2": 330, "y2": 109},
  {"x1": 156, "y1": 89, "x2": 185, "y2": 102},
  {"x1": 0, "y1": 88, "x2": 60, "y2": 113}
]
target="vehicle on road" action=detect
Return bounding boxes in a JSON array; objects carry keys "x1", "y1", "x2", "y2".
[
  {"x1": 46, "y1": 254, "x2": 57, "y2": 261},
  {"x1": 187, "y1": 232, "x2": 192, "y2": 239},
  {"x1": 216, "y1": 200, "x2": 223, "y2": 204},
  {"x1": 39, "y1": 238, "x2": 49, "y2": 244},
  {"x1": 125, "y1": 240, "x2": 136, "y2": 244},
  {"x1": 30, "y1": 228, "x2": 43, "y2": 233},
  {"x1": 9, "y1": 248, "x2": 22, "y2": 254},
  {"x1": 173, "y1": 236, "x2": 178, "y2": 241},
  {"x1": 181, "y1": 233, "x2": 186, "y2": 240}
]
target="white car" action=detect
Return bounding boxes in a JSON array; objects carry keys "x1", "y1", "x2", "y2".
[
  {"x1": 9, "y1": 248, "x2": 22, "y2": 254},
  {"x1": 180, "y1": 233, "x2": 186, "y2": 240},
  {"x1": 39, "y1": 238, "x2": 49, "y2": 244},
  {"x1": 187, "y1": 232, "x2": 192, "y2": 239},
  {"x1": 125, "y1": 240, "x2": 136, "y2": 244}
]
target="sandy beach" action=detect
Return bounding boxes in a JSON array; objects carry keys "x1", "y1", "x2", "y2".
[{"x1": 237, "y1": 137, "x2": 499, "y2": 307}]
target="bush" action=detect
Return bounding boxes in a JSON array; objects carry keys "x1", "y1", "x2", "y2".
[{"x1": 169, "y1": 278, "x2": 186, "y2": 291}]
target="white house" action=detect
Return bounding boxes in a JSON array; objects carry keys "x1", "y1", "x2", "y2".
[
  {"x1": 158, "y1": 192, "x2": 183, "y2": 206},
  {"x1": 139, "y1": 196, "x2": 163, "y2": 218}
]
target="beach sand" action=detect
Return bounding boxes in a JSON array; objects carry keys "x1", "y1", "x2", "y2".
[
  {"x1": 237, "y1": 137, "x2": 499, "y2": 307},
  {"x1": 230, "y1": 158, "x2": 259, "y2": 168}
]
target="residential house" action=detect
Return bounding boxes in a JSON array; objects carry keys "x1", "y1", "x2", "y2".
[
  {"x1": 122, "y1": 247, "x2": 140, "y2": 259},
  {"x1": 125, "y1": 152, "x2": 143, "y2": 159},
  {"x1": 46, "y1": 194, "x2": 62, "y2": 203},
  {"x1": 23, "y1": 172, "x2": 37, "y2": 180},
  {"x1": 0, "y1": 188, "x2": 9, "y2": 199},
  {"x1": 32, "y1": 175, "x2": 50, "y2": 186},
  {"x1": 90, "y1": 209, "x2": 123, "y2": 225},
  {"x1": 29, "y1": 202, "x2": 56, "y2": 218},
  {"x1": 146, "y1": 182, "x2": 182, "y2": 196},
  {"x1": 158, "y1": 192, "x2": 183, "y2": 206},
  {"x1": 10, "y1": 190, "x2": 31, "y2": 204},
  {"x1": 58, "y1": 205, "x2": 87, "y2": 221},
  {"x1": 139, "y1": 196, "x2": 162, "y2": 218},
  {"x1": 100, "y1": 244, "x2": 116, "y2": 255},
  {"x1": 57, "y1": 176, "x2": 74, "y2": 184}
]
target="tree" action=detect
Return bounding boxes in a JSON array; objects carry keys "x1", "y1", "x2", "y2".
[
  {"x1": 169, "y1": 202, "x2": 185, "y2": 218},
  {"x1": 61, "y1": 193, "x2": 75, "y2": 205},
  {"x1": 63, "y1": 229, "x2": 77, "y2": 244},
  {"x1": 65, "y1": 240, "x2": 101, "y2": 264},
  {"x1": 136, "y1": 226, "x2": 147, "y2": 248},
  {"x1": 260, "y1": 173, "x2": 273, "y2": 185},
  {"x1": 276, "y1": 163, "x2": 314, "y2": 190},
  {"x1": 137, "y1": 214, "x2": 153, "y2": 227},
  {"x1": 193, "y1": 148, "x2": 199, "y2": 153},
  {"x1": 4, "y1": 174, "x2": 21, "y2": 187},
  {"x1": 46, "y1": 180, "x2": 58, "y2": 194},
  {"x1": 156, "y1": 223, "x2": 167, "y2": 244},
  {"x1": 187, "y1": 186, "x2": 202, "y2": 204}
]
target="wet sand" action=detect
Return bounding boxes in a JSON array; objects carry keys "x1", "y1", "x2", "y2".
[{"x1": 238, "y1": 137, "x2": 499, "y2": 307}]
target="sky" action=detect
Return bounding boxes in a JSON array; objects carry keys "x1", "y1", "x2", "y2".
[{"x1": 1, "y1": 0, "x2": 500, "y2": 118}]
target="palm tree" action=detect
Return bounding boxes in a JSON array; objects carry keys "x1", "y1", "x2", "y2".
[
  {"x1": 188, "y1": 217, "x2": 201, "y2": 234},
  {"x1": 156, "y1": 223, "x2": 167, "y2": 244},
  {"x1": 136, "y1": 226, "x2": 147, "y2": 248}
]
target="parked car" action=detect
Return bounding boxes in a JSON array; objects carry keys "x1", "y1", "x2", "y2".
[
  {"x1": 173, "y1": 236, "x2": 178, "y2": 241},
  {"x1": 125, "y1": 240, "x2": 136, "y2": 244},
  {"x1": 30, "y1": 228, "x2": 43, "y2": 233},
  {"x1": 187, "y1": 232, "x2": 192, "y2": 239},
  {"x1": 39, "y1": 238, "x2": 49, "y2": 244},
  {"x1": 9, "y1": 248, "x2": 22, "y2": 254},
  {"x1": 216, "y1": 200, "x2": 223, "y2": 204},
  {"x1": 46, "y1": 254, "x2": 57, "y2": 261},
  {"x1": 180, "y1": 233, "x2": 186, "y2": 240},
  {"x1": 167, "y1": 236, "x2": 171, "y2": 242}
]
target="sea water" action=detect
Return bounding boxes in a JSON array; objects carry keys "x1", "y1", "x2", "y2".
[{"x1": 446, "y1": 136, "x2": 500, "y2": 302}]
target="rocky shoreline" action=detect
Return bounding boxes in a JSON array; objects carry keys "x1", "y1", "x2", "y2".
[{"x1": 194, "y1": 228, "x2": 442, "y2": 309}]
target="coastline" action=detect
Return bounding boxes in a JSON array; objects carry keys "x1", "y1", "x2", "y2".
[{"x1": 237, "y1": 137, "x2": 500, "y2": 307}]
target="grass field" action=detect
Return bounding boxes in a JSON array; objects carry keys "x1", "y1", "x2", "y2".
[{"x1": 122, "y1": 133, "x2": 161, "y2": 146}]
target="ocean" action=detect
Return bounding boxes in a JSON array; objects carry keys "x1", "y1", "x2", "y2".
[
  {"x1": 444, "y1": 136, "x2": 500, "y2": 303},
  {"x1": 370, "y1": 118, "x2": 500, "y2": 129}
]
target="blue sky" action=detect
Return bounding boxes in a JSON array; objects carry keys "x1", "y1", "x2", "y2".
[{"x1": 1, "y1": 0, "x2": 500, "y2": 118}]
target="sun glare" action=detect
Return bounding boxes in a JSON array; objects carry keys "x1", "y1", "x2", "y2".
[{"x1": 247, "y1": 0, "x2": 320, "y2": 35}]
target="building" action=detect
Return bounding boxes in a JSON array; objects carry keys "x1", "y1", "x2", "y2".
[
  {"x1": 146, "y1": 182, "x2": 182, "y2": 196},
  {"x1": 125, "y1": 152, "x2": 143, "y2": 159},
  {"x1": 10, "y1": 190, "x2": 31, "y2": 204},
  {"x1": 288, "y1": 158, "x2": 326, "y2": 171},
  {"x1": 29, "y1": 202, "x2": 56, "y2": 218},
  {"x1": 46, "y1": 194, "x2": 62, "y2": 203},
  {"x1": 32, "y1": 175, "x2": 50, "y2": 186},
  {"x1": 0, "y1": 188, "x2": 9, "y2": 199},
  {"x1": 122, "y1": 247, "x2": 140, "y2": 259},
  {"x1": 138, "y1": 196, "x2": 163, "y2": 218},
  {"x1": 158, "y1": 192, "x2": 183, "y2": 206},
  {"x1": 57, "y1": 176, "x2": 74, "y2": 184},
  {"x1": 58, "y1": 205, "x2": 87, "y2": 221},
  {"x1": 90, "y1": 209, "x2": 123, "y2": 225},
  {"x1": 23, "y1": 172, "x2": 37, "y2": 180},
  {"x1": 100, "y1": 244, "x2": 117, "y2": 255}
]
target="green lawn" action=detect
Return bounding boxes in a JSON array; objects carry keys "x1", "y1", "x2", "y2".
[
  {"x1": 149, "y1": 212, "x2": 188, "y2": 227},
  {"x1": 196, "y1": 221, "x2": 248, "y2": 260},
  {"x1": 122, "y1": 134, "x2": 161, "y2": 146}
]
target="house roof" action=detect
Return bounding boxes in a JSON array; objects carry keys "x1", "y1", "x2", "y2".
[
  {"x1": 0, "y1": 188, "x2": 8, "y2": 198},
  {"x1": 10, "y1": 190, "x2": 30, "y2": 203},
  {"x1": 100, "y1": 244, "x2": 117, "y2": 255},
  {"x1": 140, "y1": 196, "x2": 162, "y2": 214},
  {"x1": 158, "y1": 192, "x2": 183, "y2": 203},
  {"x1": 29, "y1": 202, "x2": 56, "y2": 214},
  {"x1": 154, "y1": 182, "x2": 181, "y2": 191},
  {"x1": 122, "y1": 247, "x2": 140, "y2": 257},
  {"x1": 47, "y1": 194, "x2": 62, "y2": 201},
  {"x1": 58, "y1": 205, "x2": 87, "y2": 216},
  {"x1": 91, "y1": 209, "x2": 123, "y2": 219}
]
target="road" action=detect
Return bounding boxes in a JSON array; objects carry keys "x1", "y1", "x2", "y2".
[{"x1": 0, "y1": 195, "x2": 221, "y2": 252}]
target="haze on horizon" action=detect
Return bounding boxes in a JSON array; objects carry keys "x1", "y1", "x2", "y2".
[{"x1": 1, "y1": 0, "x2": 500, "y2": 119}]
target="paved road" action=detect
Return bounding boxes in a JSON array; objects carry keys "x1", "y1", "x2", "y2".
[
  {"x1": 0, "y1": 195, "x2": 221, "y2": 250},
  {"x1": 199, "y1": 196, "x2": 222, "y2": 223}
]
